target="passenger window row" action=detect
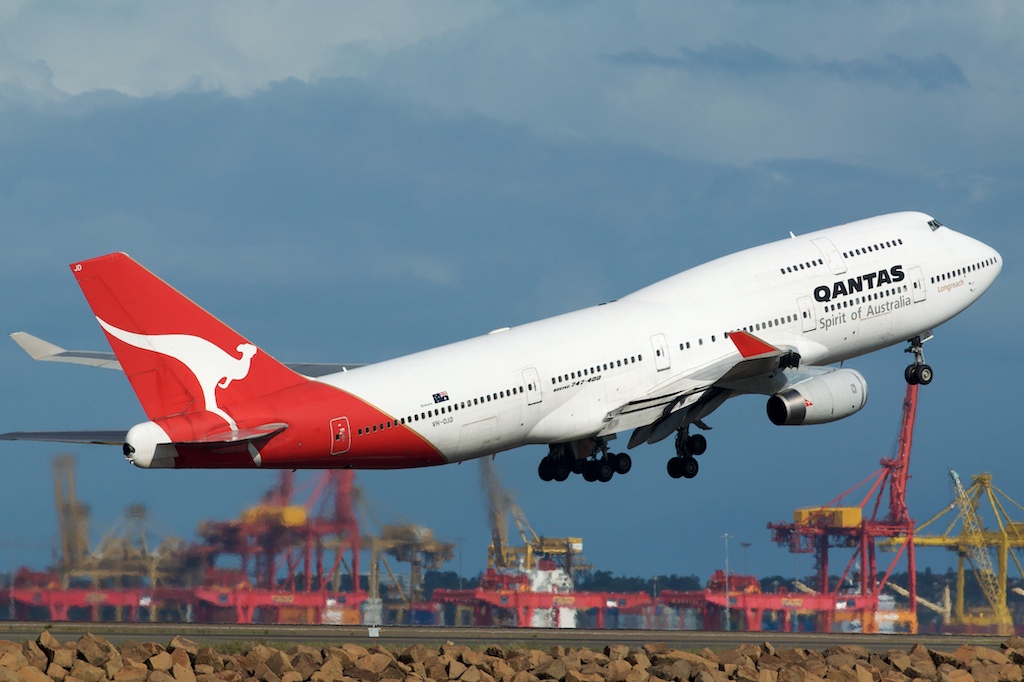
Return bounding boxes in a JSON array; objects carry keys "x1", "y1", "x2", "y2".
[
  {"x1": 931, "y1": 256, "x2": 998, "y2": 284},
  {"x1": 551, "y1": 355, "x2": 643, "y2": 386},
  {"x1": 822, "y1": 285, "x2": 907, "y2": 313},
  {"x1": 780, "y1": 258, "x2": 824, "y2": 276},
  {"x1": 734, "y1": 312, "x2": 799, "y2": 335},
  {"x1": 842, "y1": 238, "x2": 903, "y2": 259},
  {"x1": 356, "y1": 384, "x2": 527, "y2": 437}
]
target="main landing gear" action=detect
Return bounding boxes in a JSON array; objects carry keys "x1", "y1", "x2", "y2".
[
  {"x1": 538, "y1": 441, "x2": 631, "y2": 483},
  {"x1": 904, "y1": 335, "x2": 933, "y2": 385},
  {"x1": 667, "y1": 426, "x2": 705, "y2": 479}
]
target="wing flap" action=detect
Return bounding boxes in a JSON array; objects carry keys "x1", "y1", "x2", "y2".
[{"x1": 608, "y1": 330, "x2": 789, "y2": 445}]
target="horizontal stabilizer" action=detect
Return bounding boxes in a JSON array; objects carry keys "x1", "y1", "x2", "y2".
[
  {"x1": 9, "y1": 332, "x2": 364, "y2": 377},
  {"x1": 0, "y1": 430, "x2": 128, "y2": 445},
  {"x1": 10, "y1": 332, "x2": 122, "y2": 369}
]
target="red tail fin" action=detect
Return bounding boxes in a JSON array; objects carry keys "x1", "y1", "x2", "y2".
[{"x1": 71, "y1": 253, "x2": 307, "y2": 426}]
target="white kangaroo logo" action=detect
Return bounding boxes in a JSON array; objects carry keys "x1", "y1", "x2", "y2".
[{"x1": 97, "y1": 317, "x2": 257, "y2": 431}]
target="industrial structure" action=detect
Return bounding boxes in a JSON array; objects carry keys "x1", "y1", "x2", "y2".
[
  {"x1": 2, "y1": 382, "x2": 1023, "y2": 631},
  {"x1": 767, "y1": 383, "x2": 920, "y2": 633},
  {"x1": 887, "y1": 470, "x2": 1024, "y2": 633}
]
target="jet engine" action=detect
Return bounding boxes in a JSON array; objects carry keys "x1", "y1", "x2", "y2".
[{"x1": 766, "y1": 368, "x2": 868, "y2": 426}]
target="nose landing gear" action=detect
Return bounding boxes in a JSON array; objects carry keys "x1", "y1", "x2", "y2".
[{"x1": 904, "y1": 335, "x2": 933, "y2": 385}]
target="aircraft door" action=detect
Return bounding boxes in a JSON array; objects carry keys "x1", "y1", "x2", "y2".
[
  {"x1": 329, "y1": 417, "x2": 351, "y2": 455},
  {"x1": 522, "y1": 367, "x2": 543, "y2": 405},
  {"x1": 909, "y1": 266, "x2": 927, "y2": 302},
  {"x1": 650, "y1": 333, "x2": 671, "y2": 371},
  {"x1": 812, "y1": 237, "x2": 847, "y2": 275},
  {"x1": 797, "y1": 296, "x2": 817, "y2": 332}
]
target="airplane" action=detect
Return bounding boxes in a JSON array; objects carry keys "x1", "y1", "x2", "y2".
[{"x1": 0, "y1": 211, "x2": 1001, "y2": 482}]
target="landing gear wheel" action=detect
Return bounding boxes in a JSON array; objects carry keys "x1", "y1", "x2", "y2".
[
  {"x1": 917, "y1": 364, "x2": 933, "y2": 385},
  {"x1": 552, "y1": 461, "x2": 570, "y2": 482},
  {"x1": 667, "y1": 456, "x2": 685, "y2": 479},
  {"x1": 596, "y1": 460, "x2": 614, "y2": 482},
  {"x1": 570, "y1": 457, "x2": 585, "y2": 474},
  {"x1": 905, "y1": 363, "x2": 934, "y2": 386},
  {"x1": 612, "y1": 452, "x2": 632, "y2": 475},
  {"x1": 538, "y1": 458, "x2": 553, "y2": 482},
  {"x1": 681, "y1": 456, "x2": 699, "y2": 479},
  {"x1": 582, "y1": 461, "x2": 598, "y2": 482},
  {"x1": 688, "y1": 434, "x2": 707, "y2": 456}
]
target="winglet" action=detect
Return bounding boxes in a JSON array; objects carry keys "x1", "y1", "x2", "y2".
[{"x1": 728, "y1": 330, "x2": 780, "y2": 358}]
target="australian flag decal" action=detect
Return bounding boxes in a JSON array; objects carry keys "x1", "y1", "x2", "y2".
[{"x1": 432, "y1": 391, "x2": 450, "y2": 404}]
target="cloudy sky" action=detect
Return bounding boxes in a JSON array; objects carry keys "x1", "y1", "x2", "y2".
[{"x1": 0, "y1": 2, "x2": 1021, "y2": 594}]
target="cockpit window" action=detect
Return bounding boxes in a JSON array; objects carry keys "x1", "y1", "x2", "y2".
[{"x1": 927, "y1": 219, "x2": 944, "y2": 231}]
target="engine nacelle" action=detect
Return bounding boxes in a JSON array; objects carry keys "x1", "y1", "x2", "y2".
[{"x1": 766, "y1": 368, "x2": 868, "y2": 426}]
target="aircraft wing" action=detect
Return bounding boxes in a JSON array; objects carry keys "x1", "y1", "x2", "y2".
[
  {"x1": 602, "y1": 330, "x2": 794, "y2": 448},
  {"x1": 9, "y1": 332, "x2": 364, "y2": 377}
]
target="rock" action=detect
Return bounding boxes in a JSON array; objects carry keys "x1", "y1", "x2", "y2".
[
  {"x1": 606, "y1": 647, "x2": 630, "y2": 662},
  {"x1": 48, "y1": 662, "x2": 69, "y2": 681},
  {"x1": 281, "y1": 673, "x2": 304, "y2": 682},
  {"x1": 290, "y1": 654, "x2": 319, "y2": 681},
  {"x1": 650, "y1": 661, "x2": 690, "y2": 682},
  {"x1": 150, "y1": 653, "x2": 175, "y2": 673},
  {"x1": 123, "y1": 644, "x2": 160, "y2": 666},
  {"x1": 106, "y1": 656, "x2": 126, "y2": 678},
  {"x1": 77, "y1": 635, "x2": 116, "y2": 667},
  {"x1": 214, "y1": 673, "x2": 244, "y2": 682},
  {"x1": 449, "y1": 660, "x2": 469, "y2": 680},
  {"x1": 148, "y1": 672, "x2": 177, "y2": 682},
  {"x1": 509, "y1": 673, "x2": 540, "y2": 682},
  {"x1": 354, "y1": 655, "x2": 391, "y2": 675},
  {"x1": 19, "y1": 638, "x2": 45, "y2": 671},
  {"x1": 195, "y1": 650, "x2": 225, "y2": 674},
  {"x1": 343, "y1": 666, "x2": 381, "y2": 682},
  {"x1": 565, "y1": 671, "x2": 603, "y2": 682},
  {"x1": 886, "y1": 652, "x2": 912, "y2": 673},
  {"x1": 171, "y1": 650, "x2": 193, "y2": 672},
  {"x1": 174, "y1": 662, "x2": 199, "y2": 682},
  {"x1": 37, "y1": 632, "x2": 61, "y2": 659},
  {"x1": 17, "y1": 666, "x2": 51, "y2": 682},
  {"x1": 937, "y1": 666, "x2": 973, "y2": 682},
  {"x1": 115, "y1": 667, "x2": 150, "y2": 682},
  {"x1": 462, "y1": 666, "x2": 484, "y2": 682},
  {"x1": 627, "y1": 654, "x2": 652, "y2": 671},
  {"x1": 0, "y1": 670, "x2": 19, "y2": 682},
  {"x1": 53, "y1": 649, "x2": 76, "y2": 671},
  {"x1": 254, "y1": 662, "x2": 281, "y2": 682},
  {"x1": 0, "y1": 652, "x2": 28, "y2": 671},
  {"x1": 265, "y1": 652, "x2": 294, "y2": 678},
  {"x1": 169, "y1": 639, "x2": 201, "y2": 660},
  {"x1": 70, "y1": 660, "x2": 106, "y2": 682}
]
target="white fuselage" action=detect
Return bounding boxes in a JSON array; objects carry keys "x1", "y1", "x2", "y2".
[{"x1": 321, "y1": 212, "x2": 1001, "y2": 463}]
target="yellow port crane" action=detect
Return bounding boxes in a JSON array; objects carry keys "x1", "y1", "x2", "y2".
[
  {"x1": 888, "y1": 470, "x2": 1024, "y2": 633},
  {"x1": 480, "y1": 458, "x2": 588, "y2": 575}
]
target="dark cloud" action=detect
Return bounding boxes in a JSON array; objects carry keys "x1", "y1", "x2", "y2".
[
  {"x1": 0, "y1": 74, "x2": 1016, "y2": 583},
  {"x1": 609, "y1": 43, "x2": 969, "y2": 91}
]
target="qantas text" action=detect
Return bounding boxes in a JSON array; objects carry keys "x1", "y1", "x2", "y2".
[{"x1": 813, "y1": 265, "x2": 905, "y2": 303}]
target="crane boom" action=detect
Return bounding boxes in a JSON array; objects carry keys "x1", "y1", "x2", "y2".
[{"x1": 948, "y1": 469, "x2": 1007, "y2": 620}]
